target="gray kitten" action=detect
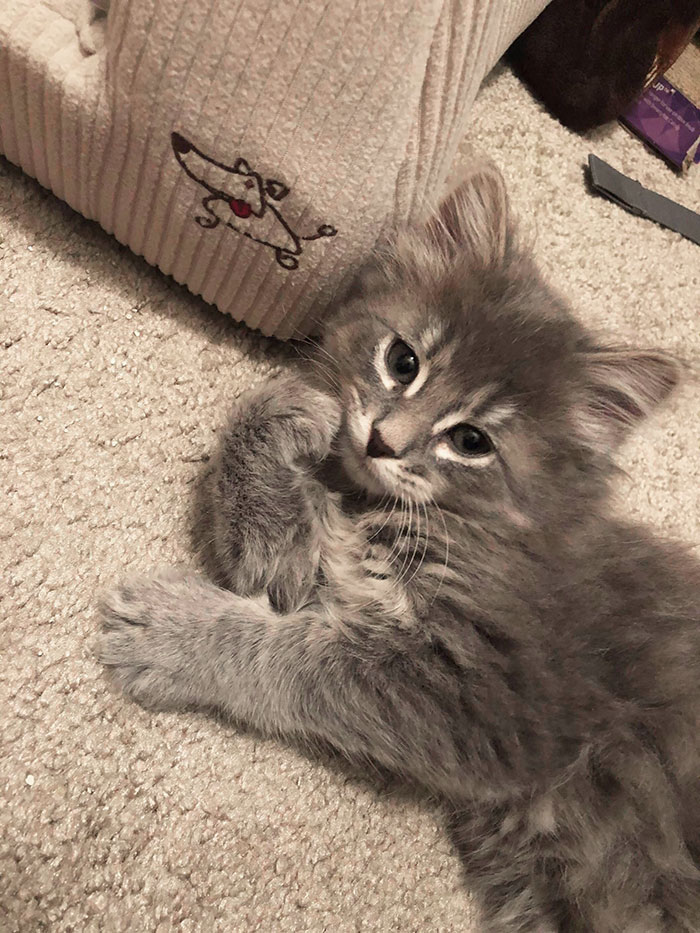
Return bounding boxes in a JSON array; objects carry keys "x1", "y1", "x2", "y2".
[{"x1": 99, "y1": 163, "x2": 700, "y2": 932}]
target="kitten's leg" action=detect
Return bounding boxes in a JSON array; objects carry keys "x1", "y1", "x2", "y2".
[
  {"x1": 554, "y1": 755, "x2": 700, "y2": 933},
  {"x1": 99, "y1": 572, "x2": 560, "y2": 933},
  {"x1": 95, "y1": 576, "x2": 561, "y2": 933},
  {"x1": 210, "y1": 374, "x2": 340, "y2": 612},
  {"x1": 99, "y1": 569, "x2": 700, "y2": 933},
  {"x1": 100, "y1": 569, "x2": 478, "y2": 798},
  {"x1": 455, "y1": 754, "x2": 700, "y2": 933},
  {"x1": 448, "y1": 805, "x2": 559, "y2": 933}
]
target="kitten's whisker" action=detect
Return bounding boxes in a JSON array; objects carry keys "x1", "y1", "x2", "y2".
[
  {"x1": 396, "y1": 499, "x2": 415, "y2": 584},
  {"x1": 294, "y1": 332, "x2": 343, "y2": 373},
  {"x1": 400, "y1": 497, "x2": 414, "y2": 579},
  {"x1": 386, "y1": 494, "x2": 408, "y2": 572},
  {"x1": 368, "y1": 494, "x2": 398, "y2": 540},
  {"x1": 290, "y1": 341, "x2": 318, "y2": 366},
  {"x1": 311, "y1": 360, "x2": 342, "y2": 393},
  {"x1": 399, "y1": 496, "x2": 423, "y2": 586},
  {"x1": 386, "y1": 496, "x2": 406, "y2": 572},
  {"x1": 289, "y1": 322, "x2": 326, "y2": 344},
  {"x1": 312, "y1": 341, "x2": 342, "y2": 371},
  {"x1": 406, "y1": 502, "x2": 431, "y2": 589},
  {"x1": 363, "y1": 495, "x2": 388, "y2": 539},
  {"x1": 372, "y1": 491, "x2": 390, "y2": 513},
  {"x1": 289, "y1": 313, "x2": 327, "y2": 338},
  {"x1": 291, "y1": 342, "x2": 342, "y2": 392},
  {"x1": 310, "y1": 349, "x2": 340, "y2": 377},
  {"x1": 428, "y1": 496, "x2": 450, "y2": 608},
  {"x1": 394, "y1": 497, "x2": 416, "y2": 592},
  {"x1": 296, "y1": 347, "x2": 339, "y2": 382}
]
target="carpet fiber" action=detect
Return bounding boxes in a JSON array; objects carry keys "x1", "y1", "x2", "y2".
[{"x1": 2, "y1": 63, "x2": 698, "y2": 932}]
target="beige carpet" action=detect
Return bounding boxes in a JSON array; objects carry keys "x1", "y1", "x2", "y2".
[{"x1": 2, "y1": 62, "x2": 698, "y2": 933}]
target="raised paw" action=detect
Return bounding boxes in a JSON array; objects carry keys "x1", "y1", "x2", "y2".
[
  {"x1": 282, "y1": 379, "x2": 343, "y2": 459},
  {"x1": 235, "y1": 374, "x2": 342, "y2": 464},
  {"x1": 98, "y1": 569, "x2": 225, "y2": 712}
]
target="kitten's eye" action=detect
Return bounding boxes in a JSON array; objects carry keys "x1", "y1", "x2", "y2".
[
  {"x1": 386, "y1": 339, "x2": 419, "y2": 385},
  {"x1": 449, "y1": 423, "x2": 493, "y2": 457}
]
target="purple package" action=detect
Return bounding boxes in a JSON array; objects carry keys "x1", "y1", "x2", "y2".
[{"x1": 621, "y1": 76, "x2": 700, "y2": 171}]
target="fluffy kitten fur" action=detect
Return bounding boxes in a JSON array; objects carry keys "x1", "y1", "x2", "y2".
[{"x1": 99, "y1": 163, "x2": 700, "y2": 932}]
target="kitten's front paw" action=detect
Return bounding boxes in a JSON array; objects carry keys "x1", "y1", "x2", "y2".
[
  {"x1": 254, "y1": 375, "x2": 342, "y2": 462},
  {"x1": 293, "y1": 385, "x2": 342, "y2": 459},
  {"x1": 98, "y1": 569, "x2": 219, "y2": 712}
]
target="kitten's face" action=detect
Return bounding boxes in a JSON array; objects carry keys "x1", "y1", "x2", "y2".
[
  {"x1": 324, "y1": 276, "x2": 576, "y2": 521},
  {"x1": 323, "y1": 163, "x2": 678, "y2": 523}
]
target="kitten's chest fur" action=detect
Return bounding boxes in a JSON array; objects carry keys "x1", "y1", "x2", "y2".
[
  {"x1": 311, "y1": 485, "x2": 420, "y2": 626},
  {"x1": 315, "y1": 475, "x2": 700, "y2": 747}
]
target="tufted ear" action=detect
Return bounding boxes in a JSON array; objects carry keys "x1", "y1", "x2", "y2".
[
  {"x1": 427, "y1": 160, "x2": 509, "y2": 267},
  {"x1": 576, "y1": 347, "x2": 681, "y2": 448}
]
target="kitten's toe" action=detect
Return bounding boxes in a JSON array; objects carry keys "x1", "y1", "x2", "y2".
[
  {"x1": 97, "y1": 569, "x2": 213, "y2": 711},
  {"x1": 100, "y1": 568, "x2": 203, "y2": 627},
  {"x1": 99, "y1": 573, "x2": 159, "y2": 628}
]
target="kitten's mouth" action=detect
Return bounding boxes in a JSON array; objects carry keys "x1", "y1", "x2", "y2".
[
  {"x1": 339, "y1": 415, "x2": 429, "y2": 502},
  {"x1": 338, "y1": 390, "x2": 426, "y2": 500},
  {"x1": 337, "y1": 426, "x2": 390, "y2": 495},
  {"x1": 346, "y1": 448, "x2": 430, "y2": 503}
]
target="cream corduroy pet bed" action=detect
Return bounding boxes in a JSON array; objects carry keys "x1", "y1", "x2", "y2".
[{"x1": 0, "y1": 0, "x2": 549, "y2": 337}]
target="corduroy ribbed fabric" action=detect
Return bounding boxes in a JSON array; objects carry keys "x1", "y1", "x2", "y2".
[{"x1": 0, "y1": 0, "x2": 548, "y2": 337}]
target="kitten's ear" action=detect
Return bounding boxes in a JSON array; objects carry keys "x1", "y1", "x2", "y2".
[
  {"x1": 427, "y1": 160, "x2": 509, "y2": 267},
  {"x1": 577, "y1": 347, "x2": 682, "y2": 447}
]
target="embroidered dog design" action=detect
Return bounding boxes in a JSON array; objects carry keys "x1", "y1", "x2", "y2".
[{"x1": 171, "y1": 132, "x2": 337, "y2": 270}]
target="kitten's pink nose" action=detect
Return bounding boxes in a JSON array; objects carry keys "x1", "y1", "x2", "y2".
[{"x1": 366, "y1": 426, "x2": 398, "y2": 459}]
